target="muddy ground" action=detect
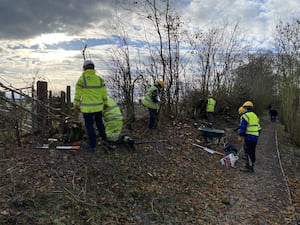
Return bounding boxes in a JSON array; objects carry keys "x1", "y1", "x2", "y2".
[{"x1": 0, "y1": 111, "x2": 299, "y2": 225}]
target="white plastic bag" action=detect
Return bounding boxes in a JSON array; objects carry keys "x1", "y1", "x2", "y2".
[{"x1": 220, "y1": 153, "x2": 239, "y2": 168}]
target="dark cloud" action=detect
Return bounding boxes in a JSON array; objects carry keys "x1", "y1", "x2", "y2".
[{"x1": 0, "y1": 0, "x2": 119, "y2": 40}]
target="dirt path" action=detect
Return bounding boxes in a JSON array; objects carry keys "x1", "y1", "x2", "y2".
[{"x1": 216, "y1": 121, "x2": 298, "y2": 225}]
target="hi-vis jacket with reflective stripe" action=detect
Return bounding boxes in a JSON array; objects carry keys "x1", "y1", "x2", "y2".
[
  {"x1": 103, "y1": 97, "x2": 123, "y2": 142},
  {"x1": 206, "y1": 97, "x2": 216, "y2": 112},
  {"x1": 74, "y1": 69, "x2": 107, "y2": 113},
  {"x1": 239, "y1": 110, "x2": 261, "y2": 142},
  {"x1": 142, "y1": 85, "x2": 159, "y2": 110},
  {"x1": 103, "y1": 97, "x2": 123, "y2": 124}
]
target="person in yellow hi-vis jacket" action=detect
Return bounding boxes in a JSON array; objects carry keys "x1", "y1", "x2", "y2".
[
  {"x1": 103, "y1": 96, "x2": 134, "y2": 147},
  {"x1": 73, "y1": 60, "x2": 108, "y2": 151},
  {"x1": 142, "y1": 80, "x2": 165, "y2": 129},
  {"x1": 206, "y1": 95, "x2": 216, "y2": 125},
  {"x1": 237, "y1": 101, "x2": 261, "y2": 173}
]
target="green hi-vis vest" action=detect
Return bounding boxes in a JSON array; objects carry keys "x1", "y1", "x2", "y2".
[
  {"x1": 74, "y1": 69, "x2": 107, "y2": 113},
  {"x1": 142, "y1": 85, "x2": 159, "y2": 109},
  {"x1": 104, "y1": 97, "x2": 123, "y2": 124},
  {"x1": 103, "y1": 97, "x2": 123, "y2": 142},
  {"x1": 206, "y1": 98, "x2": 216, "y2": 112},
  {"x1": 242, "y1": 111, "x2": 261, "y2": 136}
]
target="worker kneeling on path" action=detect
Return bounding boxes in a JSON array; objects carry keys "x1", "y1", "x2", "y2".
[
  {"x1": 103, "y1": 96, "x2": 134, "y2": 148},
  {"x1": 237, "y1": 101, "x2": 261, "y2": 173}
]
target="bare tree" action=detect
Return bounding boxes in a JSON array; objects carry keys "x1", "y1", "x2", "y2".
[
  {"x1": 189, "y1": 29, "x2": 219, "y2": 97},
  {"x1": 134, "y1": 0, "x2": 185, "y2": 117},
  {"x1": 107, "y1": 26, "x2": 143, "y2": 129},
  {"x1": 188, "y1": 22, "x2": 244, "y2": 99}
]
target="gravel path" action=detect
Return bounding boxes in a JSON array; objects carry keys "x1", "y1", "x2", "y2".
[{"x1": 216, "y1": 121, "x2": 298, "y2": 225}]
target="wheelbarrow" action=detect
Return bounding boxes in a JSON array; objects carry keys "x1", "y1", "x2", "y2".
[{"x1": 198, "y1": 127, "x2": 231, "y2": 146}]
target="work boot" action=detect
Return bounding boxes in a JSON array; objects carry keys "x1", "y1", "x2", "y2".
[
  {"x1": 127, "y1": 138, "x2": 135, "y2": 148},
  {"x1": 124, "y1": 136, "x2": 135, "y2": 148},
  {"x1": 81, "y1": 142, "x2": 96, "y2": 152}
]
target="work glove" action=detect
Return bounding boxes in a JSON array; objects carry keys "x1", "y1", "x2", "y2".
[
  {"x1": 233, "y1": 127, "x2": 239, "y2": 132},
  {"x1": 159, "y1": 101, "x2": 165, "y2": 106},
  {"x1": 237, "y1": 136, "x2": 243, "y2": 142},
  {"x1": 74, "y1": 105, "x2": 80, "y2": 114},
  {"x1": 103, "y1": 104, "x2": 109, "y2": 111}
]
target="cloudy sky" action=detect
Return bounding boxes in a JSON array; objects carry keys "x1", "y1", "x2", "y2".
[{"x1": 0, "y1": 0, "x2": 299, "y2": 97}]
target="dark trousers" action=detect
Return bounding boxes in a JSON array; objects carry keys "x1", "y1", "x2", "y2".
[
  {"x1": 148, "y1": 108, "x2": 158, "y2": 129},
  {"x1": 83, "y1": 111, "x2": 106, "y2": 148},
  {"x1": 244, "y1": 140, "x2": 257, "y2": 167},
  {"x1": 207, "y1": 112, "x2": 213, "y2": 124}
]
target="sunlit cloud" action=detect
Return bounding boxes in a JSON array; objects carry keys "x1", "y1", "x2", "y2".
[{"x1": 30, "y1": 33, "x2": 73, "y2": 45}]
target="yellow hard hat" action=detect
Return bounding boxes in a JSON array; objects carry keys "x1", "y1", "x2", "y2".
[
  {"x1": 242, "y1": 101, "x2": 254, "y2": 108},
  {"x1": 157, "y1": 80, "x2": 164, "y2": 88},
  {"x1": 238, "y1": 106, "x2": 245, "y2": 114}
]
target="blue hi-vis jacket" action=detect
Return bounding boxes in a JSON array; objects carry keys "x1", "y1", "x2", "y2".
[{"x1": 239, "y1": 110, "x2": 261, "y2": 142}]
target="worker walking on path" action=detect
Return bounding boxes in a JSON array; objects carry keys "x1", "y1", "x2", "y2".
[
  {"x1": 142, "y1": 80, "x2": 165, "y2": 129},
  {"x1": 103, "y1": 96, "x2": 134, "y2": 147},
  {"x1": 269, "y1": 107, "x2": 278, "y2": 122},
  {"x1": 73, "y1": 60, "x2": 108, "y2": 151},
  {"x1": 237, "y1": 101, "x2": 261, "y2": 173},
  {"x1": 206, "y1": 95, "x2": 216, "y2": 126}
]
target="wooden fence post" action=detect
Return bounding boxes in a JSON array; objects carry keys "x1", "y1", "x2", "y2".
[
  {"x1": 61, "y1": 91, "x2": 66, "y2": 113},
  {"x1": 36, "y1": 81, "x2": 48, "y2": 135},
  {"x1": 11, "y1": 91, "x2": 21, "y2": 146},
  {"x1": 67, "y1": 85, "x2": 71, "y2": 115},
  {"x1": 31, "y1": 84, "x2": 35, "y2": 132}
]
